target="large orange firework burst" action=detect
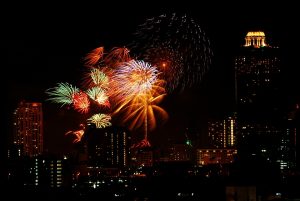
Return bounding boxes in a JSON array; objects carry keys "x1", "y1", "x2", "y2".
[{"x1": 118, "y1": 92, "x2": 168, "y2": 141}]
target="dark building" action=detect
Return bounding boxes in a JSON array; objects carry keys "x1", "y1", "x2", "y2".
[
  {"x1": 234, "y1": 31, "x2": 281, "y2": 121},
  {"x1": 234, "y1": 31, "x2": 297, "y2": 174},
  {"x1": 86, "y1": 125, "x2": 131, "y2": 168},
  {"x1": 8, "y1": 154, "x2": 68, "y2": 188}
]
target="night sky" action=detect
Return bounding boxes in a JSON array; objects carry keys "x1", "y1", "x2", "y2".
[{"x1": 3, "y1": 3, "x2": 299, "y2": 155}]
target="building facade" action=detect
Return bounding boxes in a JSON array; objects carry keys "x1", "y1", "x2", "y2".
[
  {"x1": 86, "y1": 125, "x2": 130, "y2": 168},
  {"x1": 234, "y1": 31, "x2": 297, "y2": 173},
  {"x1": 12, "y1": 101, "x2": 43, "y2": 157},
  {"x1": 234, "y1": 31, "x2": 281, "y2": 121},
  {"x1": 208, "y1": 114, "x2": 236, "y2": 148}
]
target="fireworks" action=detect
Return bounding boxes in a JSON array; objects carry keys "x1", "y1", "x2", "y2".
[
  {"x1": 65, "y1": 124, "x2": 85, "y2": 143},
  {"x1": 116, "y1": 90, "x2": 168, "y2": 140},
  {"x1": 131, "y1": 139, "x2": 151, "y2": 148},
  {"x1": 131, "y1": 13, "x2": 213, "y2": 92},
  {"x1": 111, "y1": 60, "x2": 160, "y2": 99},
  {"x1": 104, "y1": 47, "x2": 131, "y2": 68},
  {"x1": 90, "y1": 68, "x2": 109, "y2": 88},
  {"x1": 84, "y1": 46, "x2": 131, "y2": 69},
  {"x1": 83, "y1": 67, "x2": 110, "y2": 89},
  {"x1": 47, "y1": 45, "x2": 168, "y2": 145},
  {"x1": 83, "y1": 46, "x2": 104, "y2": 67},
  {"x1": 87, "y1": 113, "x2": 112, "y2": 128},
  {"x1": 46, "y1": 82, "x2": 79, "y2": 106},
  {"x1": 86, "y1": 87, "x2": 110, "y2": 107},
  {"x1": 72, "y1": 91, "x2": 90, "y2": 113}
]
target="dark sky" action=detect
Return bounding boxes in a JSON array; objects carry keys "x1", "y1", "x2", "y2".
[{"x1": 3, "y1": 3, "x2": 299, "y2": 154}]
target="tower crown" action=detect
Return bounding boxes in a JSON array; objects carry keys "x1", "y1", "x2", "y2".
[{"x1": 244, "y1": 31, "x2": 267, "y2": 48}]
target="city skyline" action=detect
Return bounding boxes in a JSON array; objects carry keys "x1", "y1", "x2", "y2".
[
  {"x1": 3, "y1": 5, "x2": 299, "y2": 155},
  {"x1": 3, "y1": 4, "x2": 300, "y2": 200}
]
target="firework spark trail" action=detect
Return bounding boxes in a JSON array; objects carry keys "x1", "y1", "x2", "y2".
[
  {"x1": 115, "y1": 88, "x2": 168, "y2": 141},
  {"x1": 65, "y1": 124, "x2": 85, "y2": 143},
  {"x1": 104, "y1": 47, "x2": 132, "y2": 68},
  {"x1": 131, "y1": 139, "x2": 151, "y2": 148},
  {"x1": 87, "y1": 113, "x2": 112, "y2": 128},
  {"x1": 81, "y1": 67, "x2": 112, "y2": 92},
  {"x1": 83, "y1": 46, "x2": 104, "y2": 67},
  {"x1": 72, "y1": 91, "x2": 90, "y2": 114},
  {"x1": 90, "y1": 68, "x2": 109, "y2": 87},
  {"x1": 111, "y1": 60, "x2": 159, "y2": 100},
  {"x1": 66, "y1": 129, "x2": 85, "y2": 143},
  {"x1": 46, "y1": 82, "x2": 79, "y2": 106},
  {"x1": 131, "y1": 13, "x2": 213, "y2": 92},
  {"x1": 86, "y1": 87, "x2": 110, "y2": 107}
]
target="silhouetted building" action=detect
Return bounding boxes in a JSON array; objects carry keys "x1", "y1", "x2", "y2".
[
  {"x1": 86, "y1": 125, "x2": 130, "y2": 168},
  {"x1": 11, "y1": 101, "x2": 43, "y2": 158},
  {"x1": 31, "y1": 155, "x2": 65, "y2": 188},
  {"x1": 8, "y1": 154, "x2": 68, "y2": 188},
  {"x1": 196, "y1": 149, "x2": 237, "y2": 166},
  {"x1": 278, "y1": 105, "x2": 298, "y2": 171},
  {"x1": 159, "y1": 144, "x2": 193, "y2": 163},
  {"x1": 233, "y1": 31, "x2": 300, "y2": 180},
  {"x1": 234, "y1": 31, "x2": 287, "y2": 170},
  {"x1": 226, "y1": 186, "x2": 257, "y2": 201},
  {"x1": 169, "y1": 144, "x2": 193, "y2": 162},
  {"x1": 234, "y1": 31, "x2": 281, "y2": 121},
  {"x1": 132, "y1": 147, "x2": 153, "y2": 167}
]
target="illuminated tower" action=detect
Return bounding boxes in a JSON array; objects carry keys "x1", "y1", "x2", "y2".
[
  {"x1": 12, "y1": 101, "x2": 43, "y2": 157},
  {"x1": 235, "y1": 31, "x2": 281, "y2": 120},
  {"x1": 208, "y1": 114, "x2": 236, "y2": 148},
  {"x1": 244, "y1": 31, "x2": 267, "y2": 47}
]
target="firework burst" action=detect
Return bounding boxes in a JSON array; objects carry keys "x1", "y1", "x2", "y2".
[
  {"x1": 111, "y1": 60, "x2": 160, "y2": 99},
  {"x1": 131, "y1": 13, "x2": 213, "y2": 92},
  {"x1": 104, "y1": 47, "x2": 131, "y2": 68},
  {"x1": 72, "y1": 91, "x2": 90, "y2": 114},
  {"x1": 87, "y1": 113, "x2": 112, "y2": 128},
  {"x1": 83, "y1": 46, "x2": 104, "y2": 67},
  {"x1": 116, "y1": 90, "x2": 168, "y2": 141},
  {"x1": 46, "y1": 82, "x2": 79, "y2": 106},
  {"x1": 65, "y1": 124, "x2": 85, "y2": 143},
  {"x1": 47, "y1": 45, "x2": 167, "y2": 146},
  {"x1": 86, "y1": 87, "x2": 110, "y2": 107}
]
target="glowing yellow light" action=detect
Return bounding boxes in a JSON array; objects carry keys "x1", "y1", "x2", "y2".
[
  {"x1": 244, "y1": 31, "x2": 267, "y2": 47},
  {"x1": 246, "y1": 31, "x2": 265, "y2": 37}
]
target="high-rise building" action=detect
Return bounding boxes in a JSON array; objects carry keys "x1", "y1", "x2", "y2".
[
  {"x1": 12, "y1": 101, "x2": 43, "y2": 157},
  {"x1": 208, "y1": 114, "x2": 236, "y2": 148},
  {"x1": 278, "y1": 105, "x2": 298, "y2": 171},
  {"x1": 86, "y1": 125, "x2": 130, "y2": 168},
  {"x1": 234, "y1": 31, "x2": 296, "y2": 174},
  {"x1": 234, "y1": 31, "x2": 281, "y2": 120}
]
